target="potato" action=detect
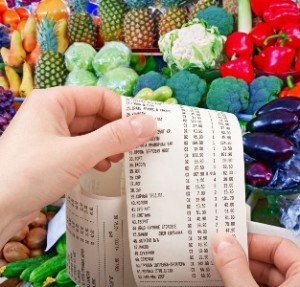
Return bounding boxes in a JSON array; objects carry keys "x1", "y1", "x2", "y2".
[
  {"x1": 23, "y1": 227, "x2": 47, "y2": 249},
  {"x1": 9, "y1": 225, "x2": 29, "y2": 242},
  {"x1": 3, "y1": 241, "x2": 30, "y2": 262},
  {"x1": 30, "y1": 211, "x2": 47, "y2": 228},
  {"x1": 30, "y1": 248, "x2": 44, "y2": 257}
]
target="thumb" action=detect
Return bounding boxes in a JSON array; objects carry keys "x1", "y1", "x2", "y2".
[
  {"x1": 68, "y1": 114, "x2": 157, "y2": 168},
  {"x1": 212, "y1": 234, "x2": 258, "y2": 287}
]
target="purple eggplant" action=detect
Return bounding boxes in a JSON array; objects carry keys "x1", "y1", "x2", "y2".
[
  {"x1": 243, "y1": 132, "x2": 295, "y2": 162},
  {"x1": 245, "y1": 161, "x2": 273, "y2": 187},
  {"x1": 246, "y1": 110, "x2": 299, "y2": 135},
  {"x1": 256, "y1": 97, "x2": 300, "y2": 117}
]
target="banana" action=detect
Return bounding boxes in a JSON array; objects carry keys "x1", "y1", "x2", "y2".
[{"x1": 19, "y1": 62, "x2": 34, "y2": 97}]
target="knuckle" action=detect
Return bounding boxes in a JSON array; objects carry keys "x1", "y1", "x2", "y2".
[{"x1": 108, "y1": 124, "x2": 124, "y2": 147}]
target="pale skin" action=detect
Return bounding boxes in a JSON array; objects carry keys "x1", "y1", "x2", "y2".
[{"x1": 0, "y1": 86, "x2": 299, "y2": 286}]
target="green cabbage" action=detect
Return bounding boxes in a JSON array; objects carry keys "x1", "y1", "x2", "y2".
[
  {"x1": 64, "y1": 42, "x2": 97, "y2": 72},
  {"x1": 65, "y1": 69, "x2": 98, "y2": 86},
  {"x1": 92, "y1": 42, "x2": 132, "y2": 76},
  {"x1": 97, "y1": 67, "x2": 138, "y2": 96}
]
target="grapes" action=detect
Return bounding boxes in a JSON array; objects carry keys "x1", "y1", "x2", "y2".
[{"x1": 0, "y1": 89, "x2": 16, "y2": 136}]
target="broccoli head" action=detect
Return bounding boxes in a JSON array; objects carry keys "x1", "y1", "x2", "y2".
[
  {"x1": 206, "y1": 76, "x2": 249, "y2": 114},
  {"x1": 245, "y1": 76, "x2": 284, "y2": 115},
  {"x1": 133, "y1": 71, "x2": 167, "y2": 95},
  {"x1": 166, "y1": 70, "x2": 207, "y2": 107},
  {"x1": 196, "y1": 6, "x2": 234, "y2": 36}
]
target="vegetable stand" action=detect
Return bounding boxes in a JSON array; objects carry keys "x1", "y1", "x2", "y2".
[{"x1": 1, "y1": 0, "x2": 300, "y2": 285}]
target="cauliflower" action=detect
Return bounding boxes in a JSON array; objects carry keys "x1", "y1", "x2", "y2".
[{"x1": 158, "y1": 19, "x2": 226, "y2": 71}]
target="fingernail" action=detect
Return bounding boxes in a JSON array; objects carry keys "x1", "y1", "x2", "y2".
[
  {"x1": 130, "y1": 115, "x2": 157, "y2": 138},
  {"x1": 213, "y1": 235, "x2": 235, "y2": 253}
]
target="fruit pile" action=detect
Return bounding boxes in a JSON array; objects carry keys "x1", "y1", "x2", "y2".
[
  {"x1": 244, "y1": 97, "x2": 300, "y2": 191},
  {"x1": 0, "y1": 87, "x2": 15, "y2": 136}
]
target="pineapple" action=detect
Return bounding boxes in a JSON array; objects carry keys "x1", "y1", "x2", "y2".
[
  {"x1": 35, "y1": 18, "x2": 68, "y2": 89},
  {"x1": 98, "y1": 0, "x2": 126, "y2": 42},
  {"x1": 68, "y1": 0, "x2": 97, "y2": 47},
  {"x1": 159, "y1": 0, "x2": 189, "y2": 36},
  {"x1": 189, "y1": 0, "x2": 218, "y2": 20},
  {"x1": 123, "y1": 0, "x2": 156, "y2": 49}
]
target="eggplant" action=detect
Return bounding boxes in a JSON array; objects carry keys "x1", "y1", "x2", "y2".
[
  {"x1": 243, "y1": 132, "x2": 295, "y2": 162},
  {"x1": 246, "y1": 110, "x2": 299, "y2": 135},
  {"x1": 245, "y1": 161, "x2": 273, "y2": 187},
  {"x1": 256, "y1": 97, "x2": 300, "y2": 117}
]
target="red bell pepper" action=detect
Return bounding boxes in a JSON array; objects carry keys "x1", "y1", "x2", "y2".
[
  {"x1": 253, "y1": 45, "x2": 295, "y2": 75},
  {"x1": 220, "y1": 56, "x2": 255, "y2": 84},
  {"x1": 250, "y1": 0, "x2": 271, "y2": 16},
  {"x1": 278, "y1": 23, "x2": 300, "y2": 49},
  {"x1": 224, "y1": 32, "x2": 254, "y2": 59},
  {"x1": 249, "y1": 22, "x2": 275, "y2": 47},
  {"x1": 263, "y1": 0, "x2": 300, "y2": 30},
  {"x1": 295, "y1": 50, "x2": 300, "y2": 71}
]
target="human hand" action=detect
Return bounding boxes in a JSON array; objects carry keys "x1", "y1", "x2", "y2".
[
  {"x1": 212, "y1": 233, "x2": 300, "y2": 287},
  {"x1": 0, "y1": 87, "x2": 156, "y2": 246}
]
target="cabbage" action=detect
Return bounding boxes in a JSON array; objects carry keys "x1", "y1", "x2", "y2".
[
  {"x1": 64, "y1": 42, "x2": 97, "y2": 72},
  {"x1": 65, "y1": 69, "x2": 98, "y2": 86},
  {"x1": 92, "y1": 41, "x2": 132, "y2": 76},
  {"x1": 97, "y1": 67, "x2": 138, "y2": 96}
]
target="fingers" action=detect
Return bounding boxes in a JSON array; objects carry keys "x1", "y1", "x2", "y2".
[
  {"x1": 212, "y1": 234, "x2": 258, "y2": 287},
  {"x1": 249, "y1": 260, "x2": 285, "y2": 286},
  {"x1": 65, "y1": 114, "x2": 157, "y2": 172},
  {"x1": 248, "y1": 233, "x2": 300, "y2": 276},
  {"x1": 55, "y1": 86, "x2": 122, "y2": 124}
]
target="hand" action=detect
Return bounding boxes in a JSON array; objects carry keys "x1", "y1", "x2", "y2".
[
  {"x1": 212, "y1": 233, "x2": 300, "y2": 287},
  {"x1": 0, "y1": 87, "x2": 156, "y2": 247}
]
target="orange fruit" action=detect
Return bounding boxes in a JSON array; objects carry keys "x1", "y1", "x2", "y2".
[
  {"x1": 15, "y1": 7, "x2": 30, "y2": 20},
  {"x1": 2, "y1": 9, "x2": 20, "y2": 29},
  {"x1": 0, "y1": 0, "x2": 8, "y2": 14}
]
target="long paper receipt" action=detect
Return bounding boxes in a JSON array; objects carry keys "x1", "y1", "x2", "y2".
[{"x1": 66, "y1": 97, "x2": 248, "y2": 287}]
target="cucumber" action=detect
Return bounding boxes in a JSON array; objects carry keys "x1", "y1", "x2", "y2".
[
  {"x1": 0, "y1": 253, "x2": 55, "y2": 278},
  {"x1": 20, "y1": 264, "x2": 41, "y2": 282},
  {"x1": 29, "y1": 254, "x2": 66, "y2": 284},
  {"x1": 55, "y1": 268, "x2": 73, "y2": 285},
  {"x1": 55, "y1": 233, "x2": 66, "y2": 255}
]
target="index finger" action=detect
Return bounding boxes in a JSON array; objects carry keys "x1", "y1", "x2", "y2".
[
  {"x1": 57, "y1": 86, "x2": 122, "y2": 123},
  {"x1": 248, "y1": 233, "x2": 300, "y2": 275},
  {"x1": 30, "y1": 86, "x2": 122, "y2": 124}
]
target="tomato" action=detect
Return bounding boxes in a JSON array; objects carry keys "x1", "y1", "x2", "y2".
[
  {"x1": 2, "y1": 9, "x2": 20, "y2": 29},
  {"x1": 0, "y1": 0, "x2": 7, "y2": 14},
  {"x1": 15, "y1": 7, "x2": 30, "y2": 20}
]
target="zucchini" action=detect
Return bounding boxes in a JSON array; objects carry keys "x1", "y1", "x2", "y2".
[
  {"x1": 29, "y1": 254, "x2": 66, "y2": 283},
  {"x1": 55, "y1": 233, "x2": 66, "y2": 255},
  {"x1": 0, "y1": 253, "x2": 54, "y2": 278},
  {"x1": 55, "y1": 268, "x2": 73, "y2": 285}
]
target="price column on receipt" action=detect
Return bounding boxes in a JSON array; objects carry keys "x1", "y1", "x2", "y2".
[{"x1": 122, "y1": 97, "x2": 248, "y2": 287}]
